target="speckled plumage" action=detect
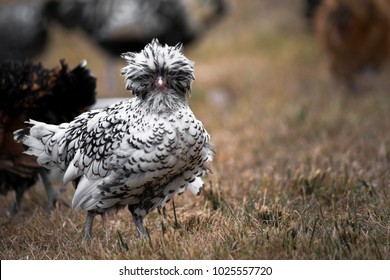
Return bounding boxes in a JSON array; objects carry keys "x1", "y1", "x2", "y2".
[{"x1": 14, "y1": 39, "x2": 214, "y2": 240}]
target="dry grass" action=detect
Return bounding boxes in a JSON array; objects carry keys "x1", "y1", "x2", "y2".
[{"x1": 1, "y1": 0, "x2": 389, "y2": 259}]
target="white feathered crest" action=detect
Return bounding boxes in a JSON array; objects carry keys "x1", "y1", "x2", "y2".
[{"x1": 121, "y1": 38, "x2": 195, "y2": 98}]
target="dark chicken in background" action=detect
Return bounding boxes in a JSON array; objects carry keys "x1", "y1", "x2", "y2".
[
  {"x1": 48, "y1": 0, "x2": 226, "y2": 93},
  {"x1": 0, "y1": 60, "x2": 96, "y2": 216},
  {"x1": 48, "y1": 0, "x2": 227, "y2": 54},
  {"x1": 0, "y1": 0, "x2": 226, "y2": 65}
]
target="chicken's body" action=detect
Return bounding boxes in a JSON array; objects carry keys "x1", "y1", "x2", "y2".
[{"x1": 15, "y1": 39, "x2": 214, "y2": 240}]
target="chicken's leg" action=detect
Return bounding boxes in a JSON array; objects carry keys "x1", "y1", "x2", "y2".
[
  {"x1": 83, "y1": 211, "x2": 96, "y2": 242},
  {"x1": 10, "y1": 182, "x2": 27, "y2": 218}
]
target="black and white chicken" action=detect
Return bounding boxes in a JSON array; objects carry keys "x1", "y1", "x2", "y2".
[{"x1": 15, "y1": 39, "x2": 214, "y2": 241}]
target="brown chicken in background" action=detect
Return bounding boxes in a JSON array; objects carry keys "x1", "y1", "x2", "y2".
[
  {"x1": 0, "y1": 60, "x2": 96, "y2": 216},
  {"x1": 314, "y1": 0, "x2": 390, "y2": 88}
]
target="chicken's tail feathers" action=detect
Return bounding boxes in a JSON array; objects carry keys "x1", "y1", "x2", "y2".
[
  {"x1": 13, "y1": 126, "x2": 31, "y2": 144},
  {"x1": 13, "y1": 120, "x2": 65, "y2": 169}
]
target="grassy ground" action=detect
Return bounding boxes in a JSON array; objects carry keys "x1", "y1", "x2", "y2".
[{"x1": 1, "y1": 0, "x2": 389, "y2": 259}]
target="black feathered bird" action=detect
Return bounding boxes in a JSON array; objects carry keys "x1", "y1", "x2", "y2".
[{"x1": 0, "y1": 60, "x2": 96, "y2": 216}]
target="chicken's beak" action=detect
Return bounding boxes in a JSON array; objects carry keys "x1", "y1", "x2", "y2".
[{"x1": 154, "y1": 76, "x2": 168, "y2": 92}]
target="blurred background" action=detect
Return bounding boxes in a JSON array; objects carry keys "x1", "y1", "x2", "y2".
[{"x1": 1, "y1": 0, "x2": 390, "y2": 96}]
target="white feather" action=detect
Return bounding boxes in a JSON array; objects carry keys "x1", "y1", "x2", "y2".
[
  {"x1": 187, "y1": 177, "x2": 204, "y2": 196},
  {"x1": 72, "y1": 176, "x2": 101, "y2": 210}
]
